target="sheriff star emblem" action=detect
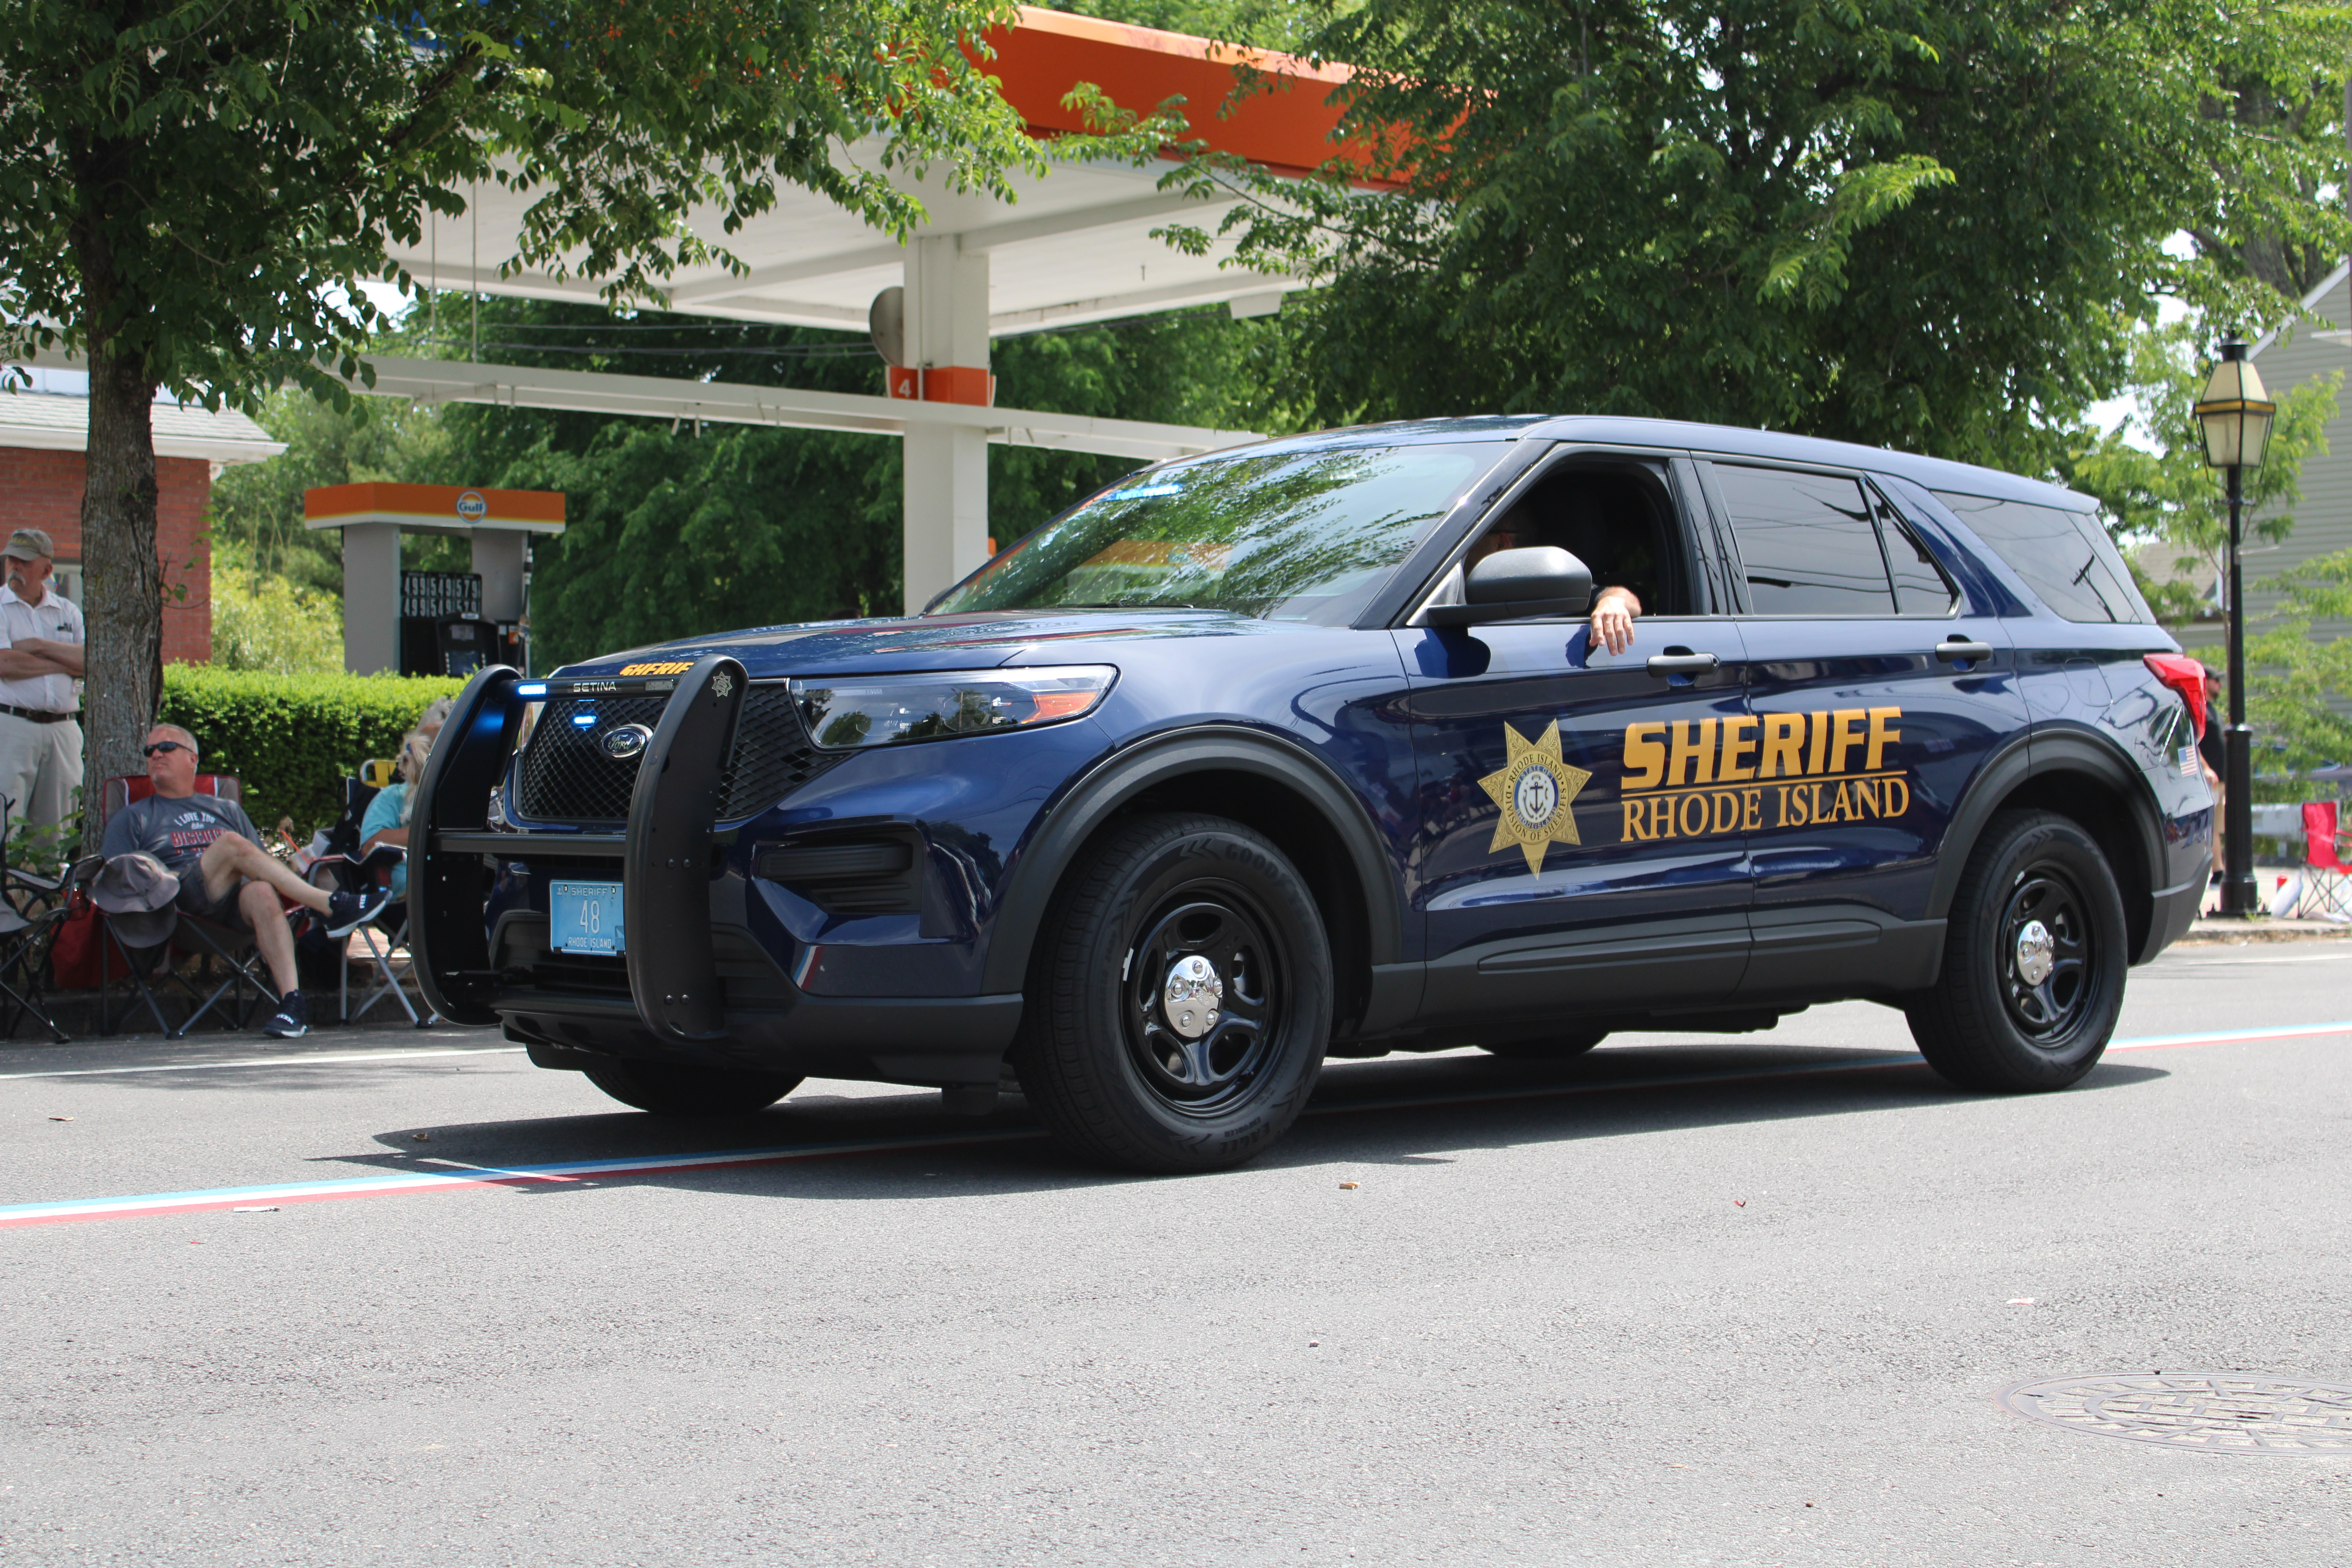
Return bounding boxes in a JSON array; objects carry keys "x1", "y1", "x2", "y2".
[
  {"x1": 1478, "y1": 720, "x2": 1592, "y2": 875},
  {"x1": 710, "y1": 671, "x2": 733, "y2": 698}
]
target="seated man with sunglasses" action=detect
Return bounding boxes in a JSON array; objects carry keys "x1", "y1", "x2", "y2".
[{"x1": 98, "y1": 724, "x2": 389, "y2": 1038}]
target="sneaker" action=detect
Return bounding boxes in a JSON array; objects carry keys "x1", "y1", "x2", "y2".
[
  {"x1": 324, "y1": 887, "x2": 391, "y2": 937},
  {"x1": 263, "y1": 990, "x2": 309, "y2": 1039}
]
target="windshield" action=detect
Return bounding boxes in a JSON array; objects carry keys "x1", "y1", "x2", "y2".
[{"x1": 929, "y1": 441, "x2": 1508, "y2": 624}]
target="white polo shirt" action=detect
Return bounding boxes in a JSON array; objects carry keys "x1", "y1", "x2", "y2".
[{"x1": 0, "y1": 584, "x2": 84, "y2": 715}]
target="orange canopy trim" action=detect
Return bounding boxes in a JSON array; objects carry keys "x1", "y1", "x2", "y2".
[
  {"x1": 303, "y1": 483, "x2": 566, "y2": 533},
  {"x1": 986, "y1": 7, "x2": 1390, "y2": 186}
]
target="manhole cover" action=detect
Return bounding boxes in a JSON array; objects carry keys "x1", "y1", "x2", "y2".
[{"x1": 2000, "y1": 1372, "x2": 2352, "y2": 1454}]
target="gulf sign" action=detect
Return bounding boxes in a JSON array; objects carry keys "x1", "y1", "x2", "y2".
[{"x1": 302, "y1": 482, "x2": 566, "y2": 535}]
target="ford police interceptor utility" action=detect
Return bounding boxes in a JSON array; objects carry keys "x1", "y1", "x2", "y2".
[{"x1": 411, "y1": 416, "x2": 2213, "y2": 1173}]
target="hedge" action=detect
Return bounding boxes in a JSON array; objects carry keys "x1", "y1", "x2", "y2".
[{"x1": 158, "y1": 664, "x2": 469, "y2": 834}]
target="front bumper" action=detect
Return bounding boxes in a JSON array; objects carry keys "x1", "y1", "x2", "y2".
[{"x1": 409, "y1": 659, "x2": 1022, "y2": 1088}]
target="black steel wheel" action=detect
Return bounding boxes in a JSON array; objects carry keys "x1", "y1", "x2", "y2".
[
  {"x1": 1908, "y1": 809, "x2": 2127, "y2": 1092},
  {"x1": 583, "y1": 1059, "x2": 802, "y2": 1116},
  {"x1": 1479, "y1": 1026, "x2": 1610, "y2": 1062},
  {"x1": 1012, "y1": 812, "x2": 1331, "y2": 1172}
]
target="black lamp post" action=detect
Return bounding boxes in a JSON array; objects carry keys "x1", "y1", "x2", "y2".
[{"x1": 2192, "y1": 338, "x2": 2277, "y2": 916}]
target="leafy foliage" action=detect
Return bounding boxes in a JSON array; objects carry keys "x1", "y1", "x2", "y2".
[
  {"x1": 158, "y1": 665, "x2": 465, "y2": 832},
  {"x1": 207, "y1": 379, "x2": 459, "y2": 597},
  {"x1": 1167, "y1": 0, "x2": 2352, "y2": 473},
  {"x1": 2062, "y1": 319, "x2": 2340, "y2": 622},
  {"x1": 208, "y1": 544, "x2": 345, "y2": 675}
]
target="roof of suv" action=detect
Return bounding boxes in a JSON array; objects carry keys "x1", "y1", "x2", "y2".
[{"x1": 1230, "y1": 414, "x2": 2094, "y2": 514}]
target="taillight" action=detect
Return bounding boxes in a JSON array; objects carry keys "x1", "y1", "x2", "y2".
[{"x1": 2143, "y1": 653, "x2": 2208, "y2": 741}]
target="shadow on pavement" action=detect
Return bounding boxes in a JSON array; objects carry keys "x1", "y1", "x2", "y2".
[{"x1": 318, "y1": 1041, "x2": 2168, "y2": 1201}]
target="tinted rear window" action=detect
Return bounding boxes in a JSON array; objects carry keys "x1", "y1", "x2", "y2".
[
  {"x1": 1931, "y1": 493, "x2": 2152, "y2": 624},
  {"x1": 1713, "y1": 465, "x2": 1896, "y2": 615}
]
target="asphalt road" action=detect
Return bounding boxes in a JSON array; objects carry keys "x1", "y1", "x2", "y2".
[{"x1": 4, "y1": 944, "x2": 2350, "y2": 1567}]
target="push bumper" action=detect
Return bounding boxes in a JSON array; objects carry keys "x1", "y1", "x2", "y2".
[{"x1": 410, "y1": 660, "x2": 1022, "y2": 1088}]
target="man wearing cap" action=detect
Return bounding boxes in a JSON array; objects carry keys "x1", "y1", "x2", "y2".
[
  {"x1": 0, "y1": 528, "x2": 85, "y2": 840},
  {"x1": 100, "y1": 723, "x2": 388, "y2": 1037}
]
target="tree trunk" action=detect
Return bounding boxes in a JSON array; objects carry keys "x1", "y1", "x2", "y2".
[{"x1": 78, "y1": 340, "x2": 162, "y2": 857}]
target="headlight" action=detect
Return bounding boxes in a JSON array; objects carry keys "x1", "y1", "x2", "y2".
[{"x1": 790, "y1": 666, "x2": 1116, "y2": 750}]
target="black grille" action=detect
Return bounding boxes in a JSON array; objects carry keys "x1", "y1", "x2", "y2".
[{"x1": 514, "y1": 683, "x2": 843, "y2": 826}]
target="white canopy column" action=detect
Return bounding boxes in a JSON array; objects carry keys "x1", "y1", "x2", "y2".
[{"x1": 900, "y1": 236, "x2": 994, "y2": 612}]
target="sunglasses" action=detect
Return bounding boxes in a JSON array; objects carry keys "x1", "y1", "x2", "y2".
[{"x1": 142, "y1": 741, "x2": 192, "y2": 758}]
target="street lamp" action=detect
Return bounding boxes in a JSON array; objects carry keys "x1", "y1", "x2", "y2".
[{"x1": 2192, "y1": 338, "x2": 2276, "y2": 916}]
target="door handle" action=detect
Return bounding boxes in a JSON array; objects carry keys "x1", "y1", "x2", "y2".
[
  {"x1": 1645, "y1": 652, "x2": 1720, "y2": 677},
  {"x1": 1935, "y1": 639, "x2": 1996, "y2": 663}
]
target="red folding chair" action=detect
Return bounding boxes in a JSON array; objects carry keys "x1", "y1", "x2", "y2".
[
  {"x1": 93, "y1": 773, "x2": 300, "y2": 1037},
  {"x1": 2303, "y1": 801, "x2": 2350, "y2": 919}
]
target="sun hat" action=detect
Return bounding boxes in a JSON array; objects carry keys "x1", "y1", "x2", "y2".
[{"x1": 91, "y1": 852, "x2": 180, "y2": 947}]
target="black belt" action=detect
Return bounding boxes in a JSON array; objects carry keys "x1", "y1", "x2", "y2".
[{"x1": 0, "y1": 705, "x2": 74, "y2": 725}]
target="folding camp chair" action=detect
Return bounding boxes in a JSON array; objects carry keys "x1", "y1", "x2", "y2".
[
  {"x1": 304, "y1": 777, "x2": 434, "y2": 1025},
  {"x1": 92, "y1": 773, "x2": 299, "y2": 1038},
  {"x1": 2301, "y1": 801, "x2": 2351, "y2": 918},
  {"x1": 0, "y1": 848, "x2": 93, "y2": 1044}
]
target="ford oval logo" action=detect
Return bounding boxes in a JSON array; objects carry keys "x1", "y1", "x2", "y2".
[{"x1": 602, "y1": 723, "x2": 653, "y2": 760}]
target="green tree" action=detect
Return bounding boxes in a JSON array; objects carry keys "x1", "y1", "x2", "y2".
[
  {"x1": 2063, "y1": 318, "x2": 2340, "y2": 622},
  {"x1": 207, "y1": 381, "x2": 457, "y2": 598},
  {"x1": 1169, "y1": 0, "x2": 2352, "y2": 471},
  {"x1": 1, "y1": 0, "x2": 1039, "y2": 846}
]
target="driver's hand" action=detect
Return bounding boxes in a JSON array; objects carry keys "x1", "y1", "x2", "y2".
[{"x1": 1590, "y1": 591, "x2": 1637, "y2": 656}]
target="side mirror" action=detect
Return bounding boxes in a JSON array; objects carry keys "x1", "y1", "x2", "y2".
[{"x1": 1425, "y1": 546, "x2": 1593, "y2": 627}]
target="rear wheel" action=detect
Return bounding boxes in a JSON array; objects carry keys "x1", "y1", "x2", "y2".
[
  {"x1": 583, "y1": 1060, "x2": 802, "y2": 1116},
  {"x1": 1480, "y1": 1026, "x2": 1609, "y2": 1061},
  {"x1": 1907, "y1": 809, "x2": 2127, "y2": 1092},
  {"x1": 1011, "y1": 813, "x2": 1331, "y2": 1173}
]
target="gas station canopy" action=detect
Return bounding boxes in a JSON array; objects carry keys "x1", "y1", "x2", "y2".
[
  {"x1": 362, "y1": 9, "x2": 1371, "y2": 616},
  {"x1": 382, "y1": 8, "x2": 1362, "y2": 334}
]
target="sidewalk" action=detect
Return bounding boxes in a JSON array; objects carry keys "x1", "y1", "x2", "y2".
[{"x1": 2178, "y1": 915, "x2": 2352, "y2": 945}]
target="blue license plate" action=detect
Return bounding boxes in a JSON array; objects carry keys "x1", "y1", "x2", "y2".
[{"x1": 551, "y1": 880, "x2": 624, "y2": 955}]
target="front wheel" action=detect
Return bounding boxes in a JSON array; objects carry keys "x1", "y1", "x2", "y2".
[
  {"x1": 583, "y1": 1060, "x2": 802, "y2": 1116},
  {"x1": 1011, "y1": 813, "x2": 1332, "y2": 1173},
  {"x1": 1907, "y1": 809, "x2": 2127, "y2": 1092}
]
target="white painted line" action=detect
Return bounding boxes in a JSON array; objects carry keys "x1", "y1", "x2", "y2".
[{"x1": 0, "y1": 1046, "x2": 524, "y2": 1081}]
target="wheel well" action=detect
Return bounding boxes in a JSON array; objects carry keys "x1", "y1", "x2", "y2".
[
  {"x1": 1992, "y1": 768, "x2": 2154, "y2": 958},
  {"x1": 1113, "y1": 769, "x2": 1377, "y2": 1037}
]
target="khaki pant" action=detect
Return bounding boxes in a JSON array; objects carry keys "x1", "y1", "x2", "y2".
[{"x1": 0, "y1": 710, "x2": 85, "y2": 840}]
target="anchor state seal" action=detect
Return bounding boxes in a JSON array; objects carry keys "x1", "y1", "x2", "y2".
[{"x1": 1477, "y1": 720, "x2": 1593, "y2": 875}]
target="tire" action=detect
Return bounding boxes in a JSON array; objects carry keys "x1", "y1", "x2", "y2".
[
  {"x1": 1907, "y1": 809, "x2": 2128, "y2": 1093},
  {"x1": 583, "y1": 1059, "x2": 802, "y2": 1116},
  {"x1": 1011, "y1": 812, "x2": 1332, "y2": 1173},
  {"x1": 1480, "y1": 1026, "x2": 1610, "y2": 1061}
]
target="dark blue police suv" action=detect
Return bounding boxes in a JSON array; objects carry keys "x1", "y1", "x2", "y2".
[{"x1": 412, "y1": 416, "x2": 2214, "y2": 1172}]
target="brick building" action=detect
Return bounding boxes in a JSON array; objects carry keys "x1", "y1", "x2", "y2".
[{"x1": 0, "y1": 369, "x2": 284, "y2": 663}]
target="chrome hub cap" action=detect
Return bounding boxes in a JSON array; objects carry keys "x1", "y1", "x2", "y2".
[
  {"x1": 1124, "y1": 893, "x2": 1283, "y2": 1113},
  {"x1": 2014, "y1": 919, "x2": 2055, "y2": 987},
  {"x1": 1161, "y1": 955, "x2": 1225, "y2": 1039}
]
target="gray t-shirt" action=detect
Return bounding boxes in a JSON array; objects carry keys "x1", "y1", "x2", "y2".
[{"x1": 100, "y1": 793, "x2": 260, "y2": 875}]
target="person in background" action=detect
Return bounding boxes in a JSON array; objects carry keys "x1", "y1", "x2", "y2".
[
  {"x1": 100, "y1": 724, "x2": 389, "y2": 1038},
  {"x1": 0, "y1": 528, "x2": 85, "y2": 843},
  {"x1": 356, "y1": 728, "x2": 433, "y2": 899}
]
